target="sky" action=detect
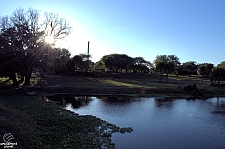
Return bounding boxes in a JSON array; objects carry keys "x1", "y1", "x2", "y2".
[{"x1": 0, "y1": 0, "x2": 225, "y2": 65}]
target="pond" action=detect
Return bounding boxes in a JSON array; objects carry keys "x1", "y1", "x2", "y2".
[{"x1": 48, "y1": 96, "x2": 225, "y2": 149}]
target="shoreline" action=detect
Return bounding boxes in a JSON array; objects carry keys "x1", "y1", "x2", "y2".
[
  {"x1": 34, "y1": 86, "x2": 225, "y2": 99},
  {"x1": 1, "y1": 86, "x2": 225, "y2": 98}
]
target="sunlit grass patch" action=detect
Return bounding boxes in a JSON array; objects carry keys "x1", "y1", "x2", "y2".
[
  {"x1": 98, "y1": 79, "x2": 144, "y2": 88},
  {"x1": 0, "y1": 77, "x2": 12, "y2": 86}
]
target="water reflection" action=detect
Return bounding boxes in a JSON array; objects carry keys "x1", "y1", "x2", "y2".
[
  {"x1": 207, "y1": 97, "x2": 225, "y2": 114},
  {"x1": 97, "y1": 96, "x2": 140, "y2": 107},
  {"x1": 207, "y1": 97, "x2": 225, "y2": 107},
  {"x1": 98, "y1": 96, "x2": 134, "y2": 103},
  {"x1": 45, "y1": 96, "x2": 225, "y2": 149},
  {"x1": 46, "y1": 95, "x2": 93, "y2": 108},
  {"x1": 154, "y1": 98, "x2": 174, "y2": 108},
  {"x1": 46, "y1": 95, "x2": 225, "y2": 113}
]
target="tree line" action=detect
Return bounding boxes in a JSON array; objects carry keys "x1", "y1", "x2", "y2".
[
  {"x1": 68, "y1": 53, "x2": 225, "y2": 85},
  {"x1": 1, "y1": 8, "x2": 225, "y2": 87}
]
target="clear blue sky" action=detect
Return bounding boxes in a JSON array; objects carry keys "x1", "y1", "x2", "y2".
[{"x1": 1, "y1": 0, "x2": 225, "y2": 65}]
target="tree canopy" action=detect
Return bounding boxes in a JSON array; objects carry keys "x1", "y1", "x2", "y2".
[{"x1": 217, "y1": 61, "x2": 225, "y2": 69}]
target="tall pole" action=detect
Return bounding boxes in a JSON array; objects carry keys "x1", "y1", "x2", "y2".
[{"x1": 87, "y1": 41, "x2": 90, "y2": 61}]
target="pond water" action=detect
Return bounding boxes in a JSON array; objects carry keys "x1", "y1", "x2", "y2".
[{"x1": 49, "y1": 96, "x2": 225, "y2": 149}]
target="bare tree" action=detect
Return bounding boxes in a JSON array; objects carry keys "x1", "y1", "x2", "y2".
[{"x1": 43, "y1": 12, "x2": 71, "y2": 40}]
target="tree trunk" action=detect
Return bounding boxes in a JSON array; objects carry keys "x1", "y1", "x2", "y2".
[
  {"x1": 20, "y1": 75, "x2": 25, "y2": 82},
  {"x1": 159, "y1": 73, "x2": 162, "y2": 83},
  {"x1": 166, "y1": 72, "x2": 169, "y2": 83},
  {"x1": 201, "y1": 75, "x2": 203, "y2": 84},
  {"x1": 17, "y1": 74, "x2": 24, "y2": 85},
  {"x1": 12, "y1": 77, "x2": 18, "y2": 87},
  {"x1": 24, "y1": 69, "x2": 32, "y2": 86},
  {"x1": 9, "y1": 72, "x2": 18, "y2": 87},
  {"x1": 218, "y1": 77, "x2": 220, "y2": 87}
]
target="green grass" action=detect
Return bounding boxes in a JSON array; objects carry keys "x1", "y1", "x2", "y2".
[
  {"x1": 1, "y1": 73, "x2": 225, "y2": 98},
  {"x1": 42, "y1": 74, "x2": 201, "y2": 89},
  {"x1": 36, "y1": 74, "x2": 225, "y2": 98}
]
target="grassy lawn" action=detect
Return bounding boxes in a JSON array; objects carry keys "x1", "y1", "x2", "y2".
[
  {"x1": 34, "y1": 73, "x2": 225, "y2": 98},
  {"x1": 1, "y1": 73, "x2": 224, "y2": 98},
  {"x1": 43, "y1": 74, "x2": 199, "y2": 88}
]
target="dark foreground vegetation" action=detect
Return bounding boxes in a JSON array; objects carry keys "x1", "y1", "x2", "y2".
[{"x1": 0, "y1": 93, "x2": 133, "y2": 148}]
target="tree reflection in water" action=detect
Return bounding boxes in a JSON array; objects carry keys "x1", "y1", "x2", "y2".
[
  {"x1": 45, "y1": 95, "x2": 93, "y2": 109},
  {"x1": 97, "y1": 96, "x2": 135, "y2": 105},
  {"x1": 154, "y1": 98, "x2": 174, "y2": 108},
  {"x1": 207, "y1": 97, "x2": 225, "y2": 114}
]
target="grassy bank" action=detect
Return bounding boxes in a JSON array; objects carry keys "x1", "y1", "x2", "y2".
[
  {"x1": 31, "y1": 74, "x2": 225, "y2": 98},
  {"x1": 2, "y1": 73, "x2": 224, "y2": 98},
  {"x1": 0, "y1": 94, "x2": 133, "y2": 149}
]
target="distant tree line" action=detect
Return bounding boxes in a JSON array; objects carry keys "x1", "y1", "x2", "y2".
[
  {"x1": 93, "y1": 54, "x2": 153, "y2": 73},
  {"x1": 92, "y1": 54, "x2": 225, "y2": 85}
]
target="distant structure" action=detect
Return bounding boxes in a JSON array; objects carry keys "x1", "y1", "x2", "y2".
[{"x1": 87, "y1": 41, "x2": 90, "y2": 60}]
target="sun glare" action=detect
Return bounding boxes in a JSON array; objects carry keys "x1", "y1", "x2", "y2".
[{"x1": 45, "y1": 35, "x2": 55, "y2": 44}]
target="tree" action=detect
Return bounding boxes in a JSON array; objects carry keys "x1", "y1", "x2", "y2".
[
  {"x1": 182, "y1": 61, "x2": 197, "y2": 76},
  {"x1": 133, "y1": 57, "x2": 146, "y2": 64},
  {"x1": 120, "y1": 54, "x2": 133, "y2": 73},
  {"x1": 165, "y1": 62, "x2": 174, "y2": 81},
  {"x1": 0, "y1": 26, "x2": 23, "y2": 86},
  {"x1": 101, "y1": 54, "x2": 133, "y2": 73},
  {"x1": 168, "y1": 55, "x2": 180, "y2": 66},
  {"x1": 174, "y1": 61, "x2": 198, "y2": 77},
  {"x1": 217, "y1": 61, "x2": 225, "y2": 69},
  {"x1": 197, "y1": 65, "x2": 207, "y2": 84},
  {"x1": 72, "y1": 55, "x2": 82, "y2": 72},
  {"x1": 197, "y1": 63, "x2": 214, "y2": 84},
  {"x1": 154, "y1": 55, "x2": 179, "y2": 82},
  {"x1": 0, "y1": 8, "x2": 71, "y2": 85},
  {"x1": 136, "y1": 64, "x2": 149, "y2": 73},
  {"x1": 154, "y1": 55, "x2": 180, "y2": 69},
  {"x1": 94, "y1": 60, "x2": 106, "y2": 71},
  {"x1": 80, "y1": 60, "x2": 92, "y2": 72},
  {"x1": 78, "y1": 53, "x2": 94, "y2": 72},
  {"x1": 43, "y1": 12, "x2": 71, "y2": 40},
  {"x1": 79, "y1": 53, "x2": 91, "y2": 61},
  {"x1": 145, "y1": 61, "x2": 154, "y2": 72},
  {"x1": 66, "y1": 60, "x2": 74, "y2": 75},
  {"x1": 154, "y1": 55, "x2": 169, "y2": 66},
  {"x1": 53, "y1": 48, "x2": 71, "y2": 73},
  {"x1": 212, "y1": 67, "x2": 225, "y2": 86},
  {"x1": 130, "y1": 57, "x2": 147, "y2": 73}
]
